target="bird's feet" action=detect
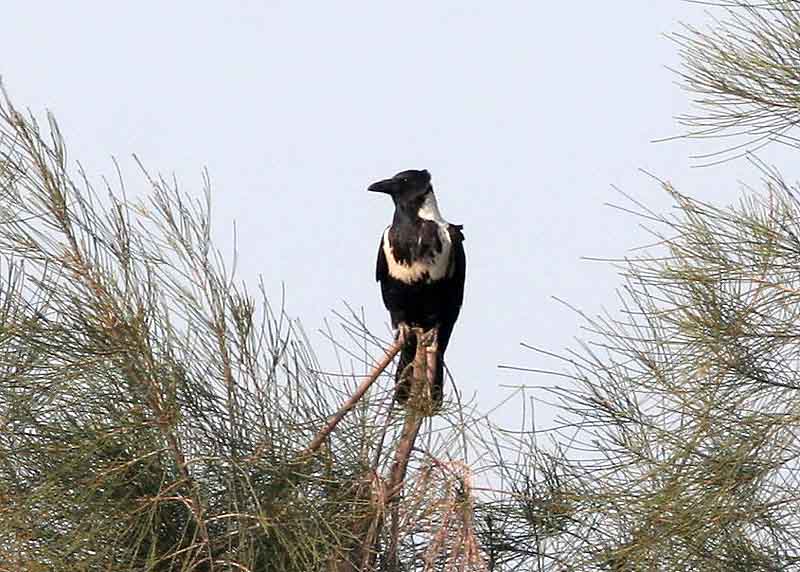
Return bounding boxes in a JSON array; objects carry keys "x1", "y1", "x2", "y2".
[{"x1": 396, "y1": 323, "x2": 412, "y2": 344}]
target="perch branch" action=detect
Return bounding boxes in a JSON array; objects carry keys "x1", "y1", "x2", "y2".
[
  {"x1": 386, "y1": 327, "x2": 438, "y2": 569},
  {"x1": 306, "y1": 337, "x2": 403, "y2": 455}
]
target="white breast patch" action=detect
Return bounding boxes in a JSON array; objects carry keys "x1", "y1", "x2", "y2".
[{"x1": 382, "y1": 226, "x2": 452, "y2": 284}]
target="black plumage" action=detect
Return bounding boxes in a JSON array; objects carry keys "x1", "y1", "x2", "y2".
[{"x1": 369, "y1": 169, "x2": 466, "y2": 408}]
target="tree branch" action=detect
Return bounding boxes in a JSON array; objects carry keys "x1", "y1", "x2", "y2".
[
  {"x1": 386, "y1": 327, "x2": 438, "y2": 570},
  {"x1": 306, "y1": 337, "x2": 404, "y2": 456}
]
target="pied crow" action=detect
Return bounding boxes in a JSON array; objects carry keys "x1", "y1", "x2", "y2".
[{"x1": 369, "y1": 169, "x2": 466, "y2": 408}]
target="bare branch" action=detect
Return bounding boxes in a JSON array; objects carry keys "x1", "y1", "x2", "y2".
[{"x1": 305, "y1": 337, "x2": 403, "y2": 456}]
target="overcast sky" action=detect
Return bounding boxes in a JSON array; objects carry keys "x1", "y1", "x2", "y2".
[{"x1": 3, "y1": 2, "x2": 797, "y2": 430}]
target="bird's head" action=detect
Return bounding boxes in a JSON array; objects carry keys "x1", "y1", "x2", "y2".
[{"x1": 368, "y1": 169, "x2": 432, "y2": 206}]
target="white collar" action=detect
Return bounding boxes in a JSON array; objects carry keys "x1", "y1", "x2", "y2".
[{"x1": 417, "y1": 191, "x2": 446, "y2": 223}]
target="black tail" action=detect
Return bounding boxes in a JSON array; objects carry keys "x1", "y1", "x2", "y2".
[{"x1": 394, "y1": 330, "x2": 444, "y2": 408}]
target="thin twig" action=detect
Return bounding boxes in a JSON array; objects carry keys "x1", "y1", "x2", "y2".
[{"x1": 306, "y1": 337, "x2": 403, "y2": 455}]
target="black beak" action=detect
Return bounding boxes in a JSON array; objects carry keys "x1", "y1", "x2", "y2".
[{"x1": 368, "y1": 178, "x2": 397, "y2": 194}]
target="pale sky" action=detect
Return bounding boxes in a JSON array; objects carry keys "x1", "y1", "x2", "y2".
[{"x1": 3, "y1": 2, "x2": 797, "y2": 429}]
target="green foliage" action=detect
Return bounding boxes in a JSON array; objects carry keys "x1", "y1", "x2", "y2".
[
  {"x1": 673, "y1": 0, "x2": 800, "y2": 162},
  {"x1": 475, "y1": 2, "x2": 800, "y2": 568},
  {"x1": 0, "y1": 90, "x2": 490, "y2": 572},
  {"x1": 0, "y1": 96, "x2": 392, "y2": 571},
  {"x1": 481, "y1": 176, "x2": 800, "y2": 570}
]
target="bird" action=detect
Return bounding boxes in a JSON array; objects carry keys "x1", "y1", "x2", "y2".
[{"x1": 369, "y1": 169, "x2": 466, "y2": 409}]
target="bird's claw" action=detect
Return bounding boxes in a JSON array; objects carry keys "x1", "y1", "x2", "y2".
[{"x1": 396, "y1": 323, "x2": 412, "y2": 343}]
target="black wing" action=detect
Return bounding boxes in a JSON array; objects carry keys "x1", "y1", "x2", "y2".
[
  {"x1": 448, "y1": 224, "x2": 466, "y2": 285},
  {"x1": 376, "y1": 231, "x2": 388, "y2": 283},
  {"x1": 438, "y1": 224, "x2": 466, "y2": 354}
]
